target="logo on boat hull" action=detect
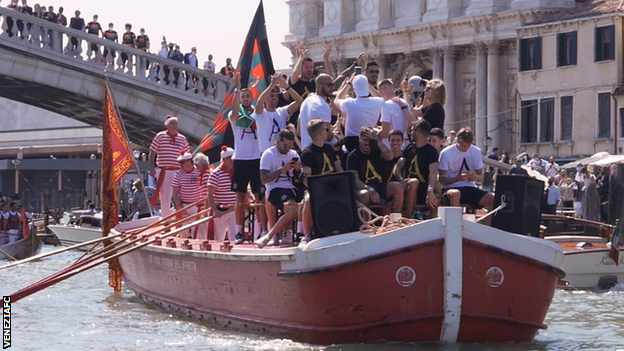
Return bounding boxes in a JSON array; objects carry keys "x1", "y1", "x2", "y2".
[
  {"x1": 396, "y1": 266, "x2": 417, "y2": 287},
  {"x1": 485, "y1": 267, "x2": 505, "y2": 288}
]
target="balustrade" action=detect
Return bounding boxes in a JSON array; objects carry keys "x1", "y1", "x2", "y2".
[{"x1": 0, "y1": 7, "x2": 229, "y2": 102}]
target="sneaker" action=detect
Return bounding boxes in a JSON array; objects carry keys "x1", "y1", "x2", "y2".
[
  {"x1": 255, "y1": 233, "x2": 271, "y2": 249},
  {"x1": 298, "y1": 235, "x2": 310, "y2": 247},
  {"x1": 270, "y1": 234, "x2": 280, "y2": 246},
  {"x1": 234, "y1": 233, "x2": 244, "y2": 245}
]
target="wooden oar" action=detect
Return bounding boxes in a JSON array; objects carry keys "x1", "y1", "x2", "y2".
[
  {"x1": 0, "y1": 233, "x2": 125, "y2": 271},
  {"x1": 10, "y1": 210, "x2": 229, "y2": 303},
  {"x1": 33, "y1": 207, "x2": 214, "y2": 286},
  {"x1": 0, "y1": 247, "x2": 18, "y2": 262},
  {"x1": 124, "y1": 199, "x2": 205, "y2": 235}
]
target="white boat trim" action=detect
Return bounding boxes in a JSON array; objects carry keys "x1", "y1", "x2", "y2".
[{"x1": 440, "y1": 207, "x2": 463, "y2": 342}]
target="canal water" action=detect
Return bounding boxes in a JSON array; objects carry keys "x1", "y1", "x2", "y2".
[{"x1": 1, "y1": 245, "x2": 623, "y2": 351}]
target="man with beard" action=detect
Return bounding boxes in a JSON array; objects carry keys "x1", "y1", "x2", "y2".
[
  {"x1": 347, "y1": 126, "x2": 404, "y2": 213},
  {"x1": 377, "y1": 79, "x2": 411, "y2": 149},
  {"x1": 255, "y1": 73, "x2": 303, "y2": 153},
  {"x1": 256, "y1": 130, "x2": 303, "y2": 248},
  {"x1": 395, "y1": 119, "x2": 440, "y2": 218},
  {"x1": 365, "y1": 61, "x2": 380, "y2": 87},
  {"x1": 284, "y1": 44, "x2": 316, "y2": 126},
  {"x1": 229, "y1": 71, "x2": 267, "y2": 244},
  {"x1": 297, "y1": 73, "x2": 335, "y2": 150},
  {"x1": 149, "y1": 115, "x2": 191, "y2": 218}
]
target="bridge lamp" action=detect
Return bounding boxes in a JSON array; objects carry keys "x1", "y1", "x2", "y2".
[
  {"x1": 483, "y1": 135, "x2": 492, "y2": 153},
  {"x1": 133, "y1": 149, "x2": 141, "y2": 160}
]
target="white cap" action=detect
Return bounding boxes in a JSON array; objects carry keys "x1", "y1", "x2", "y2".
[
  {"x1": 177, "y1": 152, "x2": 192, "y2": 162},
  {"x1": 408, "y1": 76, "x2": 423, "y2": 92},
  {"x1": 352, "y1": 75, "x2": 370, "y2": 97},
  {"x1": 164, "y1": 115, "x2": 178, "y2": 126},
  {"x1": 220, "y1": 146, "x2": 234, "y2": 159}
]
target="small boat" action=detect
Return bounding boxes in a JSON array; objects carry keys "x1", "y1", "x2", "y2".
[
  {"x1": 542, "y1": 214, "x2": 624, "y2": 289},
  {"x1": 0, "y1": 226, "x2": 43, "y2": 260},
  {"x1": 47, "y1": 212, "x2": 103, "y2": 250},
  {"x1": 113, "y1": 207, "x2": 565, "y2": 344}
]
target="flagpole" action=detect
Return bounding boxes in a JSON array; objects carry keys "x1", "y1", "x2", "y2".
[{"x1": 103, "y1": 74, "x2": 154, "y2": 216}]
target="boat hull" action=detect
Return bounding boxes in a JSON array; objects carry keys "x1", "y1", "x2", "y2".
[
  {"x1": 116, "y1": 208, "x2": 564, "y2": 344},
  {"x1": 47, "y1": 225, "x2": 102, "y2": 251},
  {"x1": 0, "y1": 231, "x2": 42, "y2": 260}
]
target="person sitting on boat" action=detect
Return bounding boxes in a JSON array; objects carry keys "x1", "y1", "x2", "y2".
[
  {"x1": 172, "y1": 152, "x2": 201, "y2": 238},
  {"x1": 395, "y1": 119, "x2": 440, "y2": 218},
  {"x1": 509, "y1": 159, "x2": 529, "y2": 176},
  {"x1": 131, "y1": 179, "x2": 155, "y2": 219},
  {"x1": 255, "y1": 129, "x2": 304, "y2": 248},
  {"x1": 346, "y1": 126, "x2": 404, "y2": 214},
  {"x1": 206, "y1": 146, "x2": 237, "y2": 242},
  {"x1": 298, "y1": 119, "x2": 345, "y2": 245},
  {"x1": 85, "y1": 203, "x2": 97, "y2": 215},
  {"x1": 3, "y1": 202, "x2": 21, "y2": 244},
  {"x1": 438, "y1": 127, "x2": 494, "y2": 214}
]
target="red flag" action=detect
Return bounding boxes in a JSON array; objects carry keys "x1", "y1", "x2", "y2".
[
  {"x1": 21, "y1": 207, "x2": 28, "y2": 238},
  {"x1": 102, "y1": 85, "x2": 134, "y2": 292},
  {"x1": 609, "y1": 222, "x2": 620, "y2": 266}
]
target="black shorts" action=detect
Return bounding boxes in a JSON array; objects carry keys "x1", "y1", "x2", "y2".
[
  {"x1": 267, "y1": 188, "x2": 303, "y2": 211},
  {"x1": 231, "y1": 159, "x2": 264, "y2": 195},
  {"x1": 103, "y1": 48, "x2": 116, "y2": 58},
  {"x1": 444, "y1": 186, "x2": 488, "y2": 209},
  {"x1": 416, "y1": 182, "x2": 428, "y2": 205},
  {"x1": 369, "y1": 183, "x2": 388, "y2": 203}
]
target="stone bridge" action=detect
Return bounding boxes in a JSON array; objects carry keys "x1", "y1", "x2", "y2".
[{"x1": 0, "y1": 7, "x2": 230, "y2": 147}]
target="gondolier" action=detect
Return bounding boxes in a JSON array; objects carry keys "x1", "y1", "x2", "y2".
[
  {"x1": 4, "y1": 202, "x2": 21, "y2": 244},
  {"x1": 149, "y1": 115, "x2": 191, "y2": 218},
  {"x1": 172, "y1": 152, "x2": 201, "y2": 237}
]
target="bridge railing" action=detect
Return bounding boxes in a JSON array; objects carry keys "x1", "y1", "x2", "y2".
[{"x1": 0, "y1": 8, "x2": 231, "y2": 102}]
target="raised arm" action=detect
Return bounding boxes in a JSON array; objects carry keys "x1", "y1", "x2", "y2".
[
  {"x1": 277, "y1": 75, "x2": 303, "y2": 115},
  {"x1": 255, "y1": 73, "x2": 279, "y2": 115},
  {"x1": 229, "y1": 71, "x2": 242, "y2": 123},
  {"x1": 290, "y1": 43, "x2": 308, "y2": 86},
  {"x1": 323, "y1": 43, "x2": 334, "y2": 79}
]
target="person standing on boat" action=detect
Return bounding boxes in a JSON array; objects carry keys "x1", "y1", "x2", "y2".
[
  {"x1": 3, "y1": 202, "x2": 21, "y2": 244},
  {"x1": 229, "y1": 71, "x2": 268, "y2": 244},
  {"x1": 297, "y1": 73, "x2": 335, "y2": 150},
  {"x1": 131, "y1": 179, "x2": 155, "y2": 220},
  {"x1": 0, "y1": 202, "x2": 7, "y2": 245},
  {"x1": 206, "y1": 146, "x2": 237, "y2": 242},
  {"x1": 192, "y1": 152, "x2": 211, "y2": 239},
  {"x1": 438, "y1": 127, "x2": 494, "y2": 212},
  {"x1": 149, "y1": 115, "x2": 191, "y2": 219},
  {"x1": 256, "y1": 129, "x2": 304, "y2": 248},
  {"x1": 172, "y1": 152, "x2": 201, "y2": 237}
]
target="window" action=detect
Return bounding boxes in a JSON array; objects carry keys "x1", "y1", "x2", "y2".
[
  {"x1": 557, "y1": 32, "x2": 577, "y2": 67},
  {"x1": 521, "y1": 100, "x2": 538, "y2": 142},
  {"x1": 598, "y1": 92, "x2": 611, "y2": 138},
  {"x1": 519, "y1": 37, "x2": 542, "y2": 71},
  {"x1": 540, "y1": 98, "x2": 555, "y2": 142},
  {"x1": 561, "y1": 96, "x2": 573, "y2": 140},
  {"x1": 595, "y1": 25, "x2": 615, "y2": 61}
]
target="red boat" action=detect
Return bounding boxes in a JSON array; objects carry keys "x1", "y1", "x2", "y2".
[{"x1": 113, "y1": 206, "x2": 564, "y2": 345}]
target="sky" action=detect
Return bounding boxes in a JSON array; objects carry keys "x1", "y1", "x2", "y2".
[{"x1": 50, "y1": 0, "x2": 293, "y2": 70}]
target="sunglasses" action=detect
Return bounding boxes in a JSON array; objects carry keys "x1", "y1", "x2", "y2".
[
  {"x1": 320, "y1": 82, "x2": 334, "y2": 87},
  {"x1": 367, "y1": 70, "x2": 380, "y2": 74},
  {"x1": 424, "y1": 86, "x2": 432, "y2": 92}
]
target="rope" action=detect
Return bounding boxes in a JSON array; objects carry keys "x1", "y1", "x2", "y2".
[
  {"x1": 475, "y1": 195, "x2": 507, "y2": 224},
  {"x1": 357, "y1": 205, "x2": 420, "y2": 235}
]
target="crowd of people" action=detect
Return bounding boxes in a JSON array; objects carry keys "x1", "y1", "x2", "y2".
[
  {"x1": 0, "y1": 192, "x2": 32, "y2": 245},
  {"x1": 145, "y1": 42, "x2": 503, "y2": 247},
  {"x1": 3, "y1": 0, "x2": 236, "y2": 96}
]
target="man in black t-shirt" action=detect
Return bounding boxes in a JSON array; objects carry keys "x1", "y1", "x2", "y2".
[
  {"x1": 284, "y1": 44, "x2": 317, "y2": 127},
  {"x1": 346, "y1": 127, "x2": 404, "y2": 213},
  {"x1": 298, "y1": 119, "x2": 345, "y2": 245},
  {"x1": 395, "y1": 119, "x2": 440, "y2": 217}
]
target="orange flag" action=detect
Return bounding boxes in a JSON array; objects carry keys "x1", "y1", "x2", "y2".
[
  {"x1": 21, "y1": 207, "x2": 28, "y2": 238},
  {"x1": 102, "y1": 85, "x2": 134, "y2": 292}
]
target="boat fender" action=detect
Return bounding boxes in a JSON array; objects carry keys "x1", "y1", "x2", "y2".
[{"x1": 575, "y1": 242, "x2": 593, "y2": 249}]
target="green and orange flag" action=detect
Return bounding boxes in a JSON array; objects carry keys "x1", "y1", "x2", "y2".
[{"x1": 196, "y1": 0, "x2": 275, "y2": 162}]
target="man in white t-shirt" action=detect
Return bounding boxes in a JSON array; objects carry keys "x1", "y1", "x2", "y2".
[
  {"x1": 334, "y1": 74, "x2": 385, "y2": 153},
  {"x1": 256, "y1": 129, "x2": 304, "y2": 248},
  {"x1": 527, "y1": 152, "x2": 548, "y2": 175},
  {"x1": 377, "y1": 78, "x2": 411, "y2": 149},
  {"x1": 545, "y1": 156, "x2": 560, "y2": 178},
  {"x1": 297, "y1": 73, "x2": 335, "y2": 150},
  {"x1": 254, "y1": 73, "x2": 303, "y2": 153},
  {"x1": 439, "y1": 127, "x2": 494, "y2": 210},
  {"x1": 228, "y1": 71, "x2": 267, "y2": 244},
  {"x1": 202, "y1": 54, "x2": 216, "y2": 97}
]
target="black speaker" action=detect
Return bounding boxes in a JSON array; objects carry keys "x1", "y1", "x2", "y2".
[
  {"x1": 307, "y1": 171, "x2": 360, "y2": 239},
  {"x1": 491, "y1": 175, "x2": 544, "y2": 237}
]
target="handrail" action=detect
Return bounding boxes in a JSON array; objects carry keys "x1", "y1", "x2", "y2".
[{"x1": 0, "y1": 7, "x2": 230, "y2": 101}]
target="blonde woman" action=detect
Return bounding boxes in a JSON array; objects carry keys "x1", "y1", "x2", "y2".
[{"x1": 401, "y1": 78, "x2": 447, "y2": 130}]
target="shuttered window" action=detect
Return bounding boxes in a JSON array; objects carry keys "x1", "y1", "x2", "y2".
[
  {"x1": 519, "y1": 37, "x2": 542, "y2": 71},
  {"x1": 598, "y1": 92, "x2": 611, "y2": 138},
  {"x1": 521, "y1": 100, "x2": 538, "y2": 142},
  {"x1": 557, "y1": 32, "x2": 577, "y2": 67},
  {"x1": 595, "y1": 25, "x2": 615, "y2": 62},
  {"x1": 560, "y1": 96, "x2": 573, "y2": 141},
  {"x1": 540, "y1": 98, "x2": 555, "y2": 142}
]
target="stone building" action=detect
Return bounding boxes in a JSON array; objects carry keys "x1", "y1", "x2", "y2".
[{"x1": 283, "y1": 0, "x2": 623, "y2": 158}]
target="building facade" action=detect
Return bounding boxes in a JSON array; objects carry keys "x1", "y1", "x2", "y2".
[{"x1": 283, "y1": 0, "x2": 623, "y2": 158}]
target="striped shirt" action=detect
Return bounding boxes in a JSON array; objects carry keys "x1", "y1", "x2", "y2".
[
  {"x1": 172, "y1": 168, "x2": 202, "y2": 203},
  {"x1": 150, "y1": 131, "x2": 191, "y2": 169},
  {"x1": 207, "y1": 167, "x2": 237, "y2": 206},
  {"x1": 198, "y1": 169, "x2": 211, "y2": 199},
  {"x1": 132, "y1": 187, "x2": 156, "y2": 215}
]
